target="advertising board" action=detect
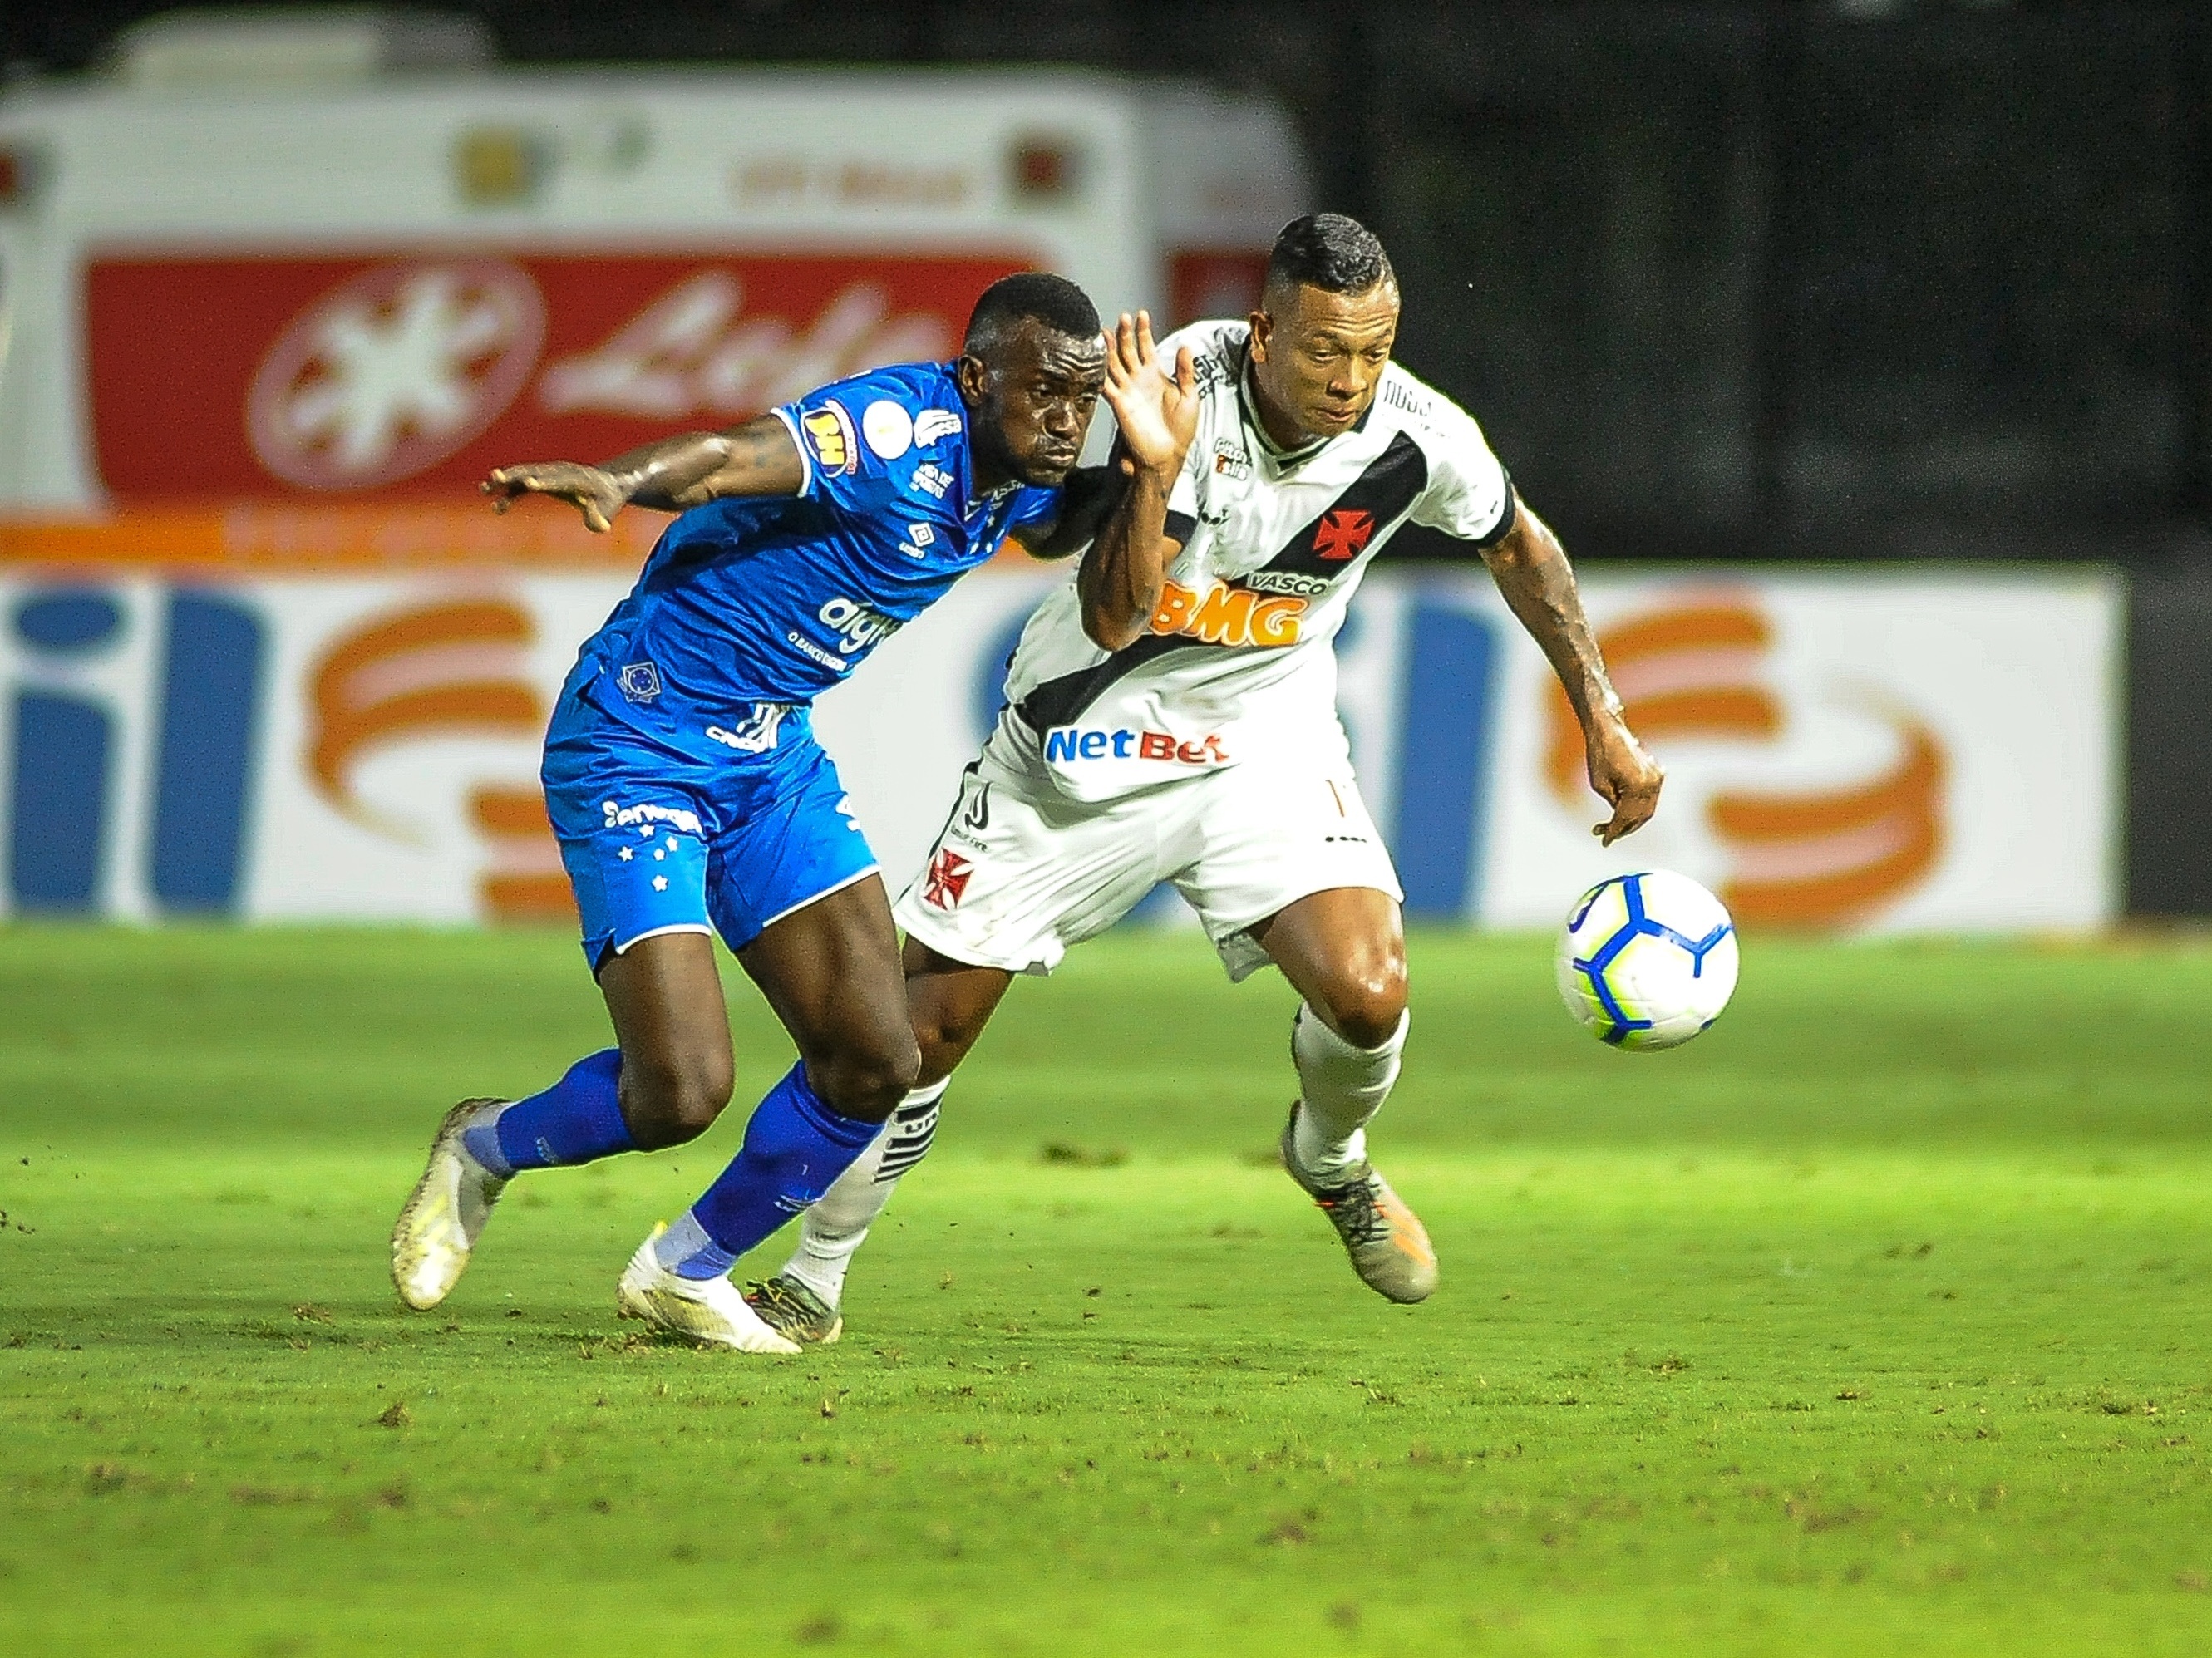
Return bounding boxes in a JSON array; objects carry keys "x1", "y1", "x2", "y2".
[{"x1": 0, "y1": 563, "x2": 2118, "y2": 934}]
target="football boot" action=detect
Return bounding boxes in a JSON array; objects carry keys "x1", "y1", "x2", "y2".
[
  {"x1": 743, "y1": 1275, "x2": 845, "y2": 1346},
  {"x1": 390, "y1": 1098, "x2": 508, "y2": 1311},
  {"x1": 617, "y1": 1224, "x2": 802, "y2": 1355},
  {"x1": 1278, "y1": 1103, "x2": 1439, "y2": 1305}
]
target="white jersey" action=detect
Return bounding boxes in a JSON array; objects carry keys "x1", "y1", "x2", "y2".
[{"x1": 984, "y1": 317, "x2": 1515, "y2": 802}]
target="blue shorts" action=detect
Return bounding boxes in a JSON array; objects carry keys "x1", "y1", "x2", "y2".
[{"x1": 541, "y1": 689, "x2": 879, "y2": 969}]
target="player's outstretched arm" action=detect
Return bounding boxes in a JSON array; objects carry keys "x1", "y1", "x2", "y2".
[
  {"x1": 1482, "y1": 494, "x2": 1663, "y2": 844},
  {"x1": 1077, "y1": 312, "x2": 1199, "y2": 648},
  {"x1": 482, "y1": 413, "x2": 805, "y2": 534}
]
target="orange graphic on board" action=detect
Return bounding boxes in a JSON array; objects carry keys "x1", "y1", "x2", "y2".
[
  {"x1": 307, "y1": 597, "x2": 565, "y2": 922},
  {"x1": 1547, "y1": 598, "x2": 1946, "y2": 928}
]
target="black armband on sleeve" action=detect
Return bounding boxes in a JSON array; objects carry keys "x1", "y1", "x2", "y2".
[{"x1": 1471, "y1": 468, "x2": 1517, "y2": 549}]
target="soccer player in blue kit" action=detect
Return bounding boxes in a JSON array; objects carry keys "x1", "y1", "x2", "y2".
[{"x1": 390, "y1": 274, "x2": 1111, "y2": 1353}]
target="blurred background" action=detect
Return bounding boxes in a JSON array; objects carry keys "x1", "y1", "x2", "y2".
[{"x1": 0, "y1": 2, "x2": 2198, "y2": 935}]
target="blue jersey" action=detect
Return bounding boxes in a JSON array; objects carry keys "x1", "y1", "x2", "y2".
[{"x1": 566, "y1": 360, "x2": 1059, "y2": 756}]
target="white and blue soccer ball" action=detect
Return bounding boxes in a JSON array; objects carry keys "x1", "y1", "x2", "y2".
[{"x1": 1555, "y1": 869, "x2": 1738, "y2": 1050}]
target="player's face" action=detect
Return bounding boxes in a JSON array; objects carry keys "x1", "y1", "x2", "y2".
[
  {"x1": 962, "y1": 322, "x2": 1107, "y2": 488},
  {"x1": 1249, "y1": 281, "x2": 1401, "y2": 445}
]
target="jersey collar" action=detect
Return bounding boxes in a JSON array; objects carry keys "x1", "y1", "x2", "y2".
[{"x1": 1237, "y1": 353, "x2": 1341, "y2": 469}]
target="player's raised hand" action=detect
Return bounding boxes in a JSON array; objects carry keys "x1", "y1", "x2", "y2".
[
  {"x1": 1587, "y1": 720, "x2": 1664, "y2": 845},
  {"x1": 1100, "y1": 312, "x2": 1198, "y2": 475},
  {"x1": 481, "y1": 462, "x2": 628, "y2": 534}
]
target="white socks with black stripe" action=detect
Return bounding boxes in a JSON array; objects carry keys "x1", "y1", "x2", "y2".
[
  {"x1": 1289, "y1": 1002, "x2": 1408, "y2": 1183},
  {"x1": 778, "y1": 1076, "x2": 947, "y2": 1307}
]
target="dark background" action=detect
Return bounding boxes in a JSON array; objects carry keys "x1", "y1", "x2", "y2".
[{"x1": 9, "y1": 1, "x2": 2210, "y2": 912}]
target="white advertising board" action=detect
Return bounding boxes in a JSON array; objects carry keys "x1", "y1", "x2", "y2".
[{"x1": 0, "y1": 566, "x2": 2116, "y2": 934}]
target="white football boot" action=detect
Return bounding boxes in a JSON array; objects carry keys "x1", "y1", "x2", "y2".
[
  {"x1": 616, "y1": 1224, "x2": 803, "y2": 1355},
  {"x1": 1279, "y1": 1103, "x2": 1439, "y2": 1305},
  {"x1": 390, "y1": 1098, "x2": 509, "y2": 1311}
]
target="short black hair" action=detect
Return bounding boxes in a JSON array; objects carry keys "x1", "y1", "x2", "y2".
[
  {"x1": 1264, "y1": 213, "x2": 1395, "y2": 299},
  {"x1": 963, "y1": 273, "x2": 1101, "y2": 356}
]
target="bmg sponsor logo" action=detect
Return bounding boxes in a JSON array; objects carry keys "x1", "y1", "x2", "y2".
[{"x1": 1146, "y1": 579, "x2": 1305, "y2": 647}]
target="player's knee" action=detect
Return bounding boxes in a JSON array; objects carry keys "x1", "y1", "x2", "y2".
[
  {"x1": 912, "y1": 1006, "x2": 983, "y2": 1087},
  {"x1": 620, "y1": 1050, "x2": 734, "y2": 1149},
  {"x1": 806, "y1": 1030, "x2": 922, "y2": 1124},
  {"x1": 1315, "y1": 961, "x2": 1408, "y2": 1050}
]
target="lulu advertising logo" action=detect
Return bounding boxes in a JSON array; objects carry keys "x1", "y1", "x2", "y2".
[
  {"x1": 2, "y1": 586, "x2": 266, "y2": 915},
  {"x1": 1545, "y1": 600, "x2": 1946, "y2": 927},
  {"x1": 306, "y1": 598, "x2": 568, "y2": 922},
  {"x1": 85, "y1": 251, "x2": 1032, "y2": 501}
]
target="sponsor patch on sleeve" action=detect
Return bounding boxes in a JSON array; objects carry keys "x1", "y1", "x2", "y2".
[
  {"x1": 801, "y1": 401, "x2": 859, "y2": 475},
  {"x1": 862, "y1": 399, "x2": 914, "y2": 460},
  {"x1": 914, "y1": 408, "x2": 963, "y2": 446}
]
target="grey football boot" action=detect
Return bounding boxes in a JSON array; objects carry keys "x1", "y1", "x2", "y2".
[{"x1": 1278, "y1": 1103, "x2": 1439, "y2": 1304}]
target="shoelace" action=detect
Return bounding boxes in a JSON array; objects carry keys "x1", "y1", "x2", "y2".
[
  {"x1": 1314, "y1": 1175, "x2": 1391, "y2": 1246},
  {"x1": 743, "y1": 1277, "x2": 829, "y2": 1335}
]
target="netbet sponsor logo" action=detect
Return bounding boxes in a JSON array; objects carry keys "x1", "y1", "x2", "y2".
[
  {"x1": 1147, "y1": 579, "x2": 1305, "y2": 647},
  {"x1": 1043, "y1": 727, "x2": 1229, "y2": 765}
]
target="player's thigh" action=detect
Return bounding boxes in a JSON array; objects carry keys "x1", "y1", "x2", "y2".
[
  {"x1": 695, "y1": 737, "x2": 914, "y2": 1115},
  {"x1": 1253, "y1": 886, "x2": 1408, "y2": 1048},
  {"x1": 594, "y1": 930, "x2": 736, "y2": 1142},
  {"x1": 892, "y1": 764, "x2": 1170, "y2": 978},
  {"x1": 1173, "y1": 761, "x2": 1406, "y2": 1003},
  {"x1": 736, "y1": 873, "x2": 915, "y2": 1119}
]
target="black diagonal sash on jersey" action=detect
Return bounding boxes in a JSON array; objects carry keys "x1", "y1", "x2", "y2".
[
  {"x1": 1016, "y1": 633, "x2": 1205, "y2": 731},
  {"x1": 1017, "y1": 430, "x2": 1432, "y2": 731},
  {"x1": 1258, "y1": 429, "x2": 1430, "y2": 578}
]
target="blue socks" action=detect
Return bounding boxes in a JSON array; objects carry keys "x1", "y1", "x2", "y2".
[
  {"x1": 463, "y1": 1048, "x2": 631, "y2": 1179},
  {"x1": 653, "y1": 1062, "x2": 882, "y2": 1279},
  {"x1": 463, "y1": 1049, "x2": 879, "y2": 1281}
]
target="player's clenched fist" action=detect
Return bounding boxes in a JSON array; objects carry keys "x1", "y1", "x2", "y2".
[
  {"x1": 482, "y1": 461, "x2": 628, "y2": 534},
  {"x1": 1587, "y1": 721, "x2": 1663, "y2": 846},
  {"x1": 1100, "y1": 311, "x2": 1199, "y2": 475}
]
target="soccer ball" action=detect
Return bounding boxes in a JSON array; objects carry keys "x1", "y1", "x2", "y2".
[{"x1": 1554, "y1": 870, "x2": 1738, "y2": 1050}]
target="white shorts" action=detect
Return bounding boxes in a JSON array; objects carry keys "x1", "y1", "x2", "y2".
[{"x1": 893, "y1": 753, "x2": 1403, "y2": 982}]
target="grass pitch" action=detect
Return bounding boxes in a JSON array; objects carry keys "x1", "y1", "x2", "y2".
[{"x1": 2, "y1": 924, "x2": 2210, "y2": 1656}]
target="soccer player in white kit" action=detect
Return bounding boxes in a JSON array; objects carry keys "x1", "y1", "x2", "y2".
[{"x1": 742, "y1": 214, "x2": 1664, "y2": 1343}]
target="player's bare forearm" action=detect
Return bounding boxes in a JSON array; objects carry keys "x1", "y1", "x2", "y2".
[
  {"x1": 609, "y1": 415, "x2": 805, "y2": 511},
  {"x1": 1482, "y1": 494, "x2": 1663, "y2": 842},
  {"x1": 1076, "y1": 464, "x2": 1180, "y2": 650},
  {"x1": 1012, "y1": 465, "x2": 1126, "y2": 561},
  {"x1": 1482, "y1": 499, "x2": 1618, "y2": 726},
  {"x1": 483, "y1": 414, "x2": 802, "y2": 533}
]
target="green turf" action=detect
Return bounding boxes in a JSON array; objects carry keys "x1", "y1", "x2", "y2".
[{"x1": 3, "y1": 924, "x2": 2211, "y2": 1656}]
